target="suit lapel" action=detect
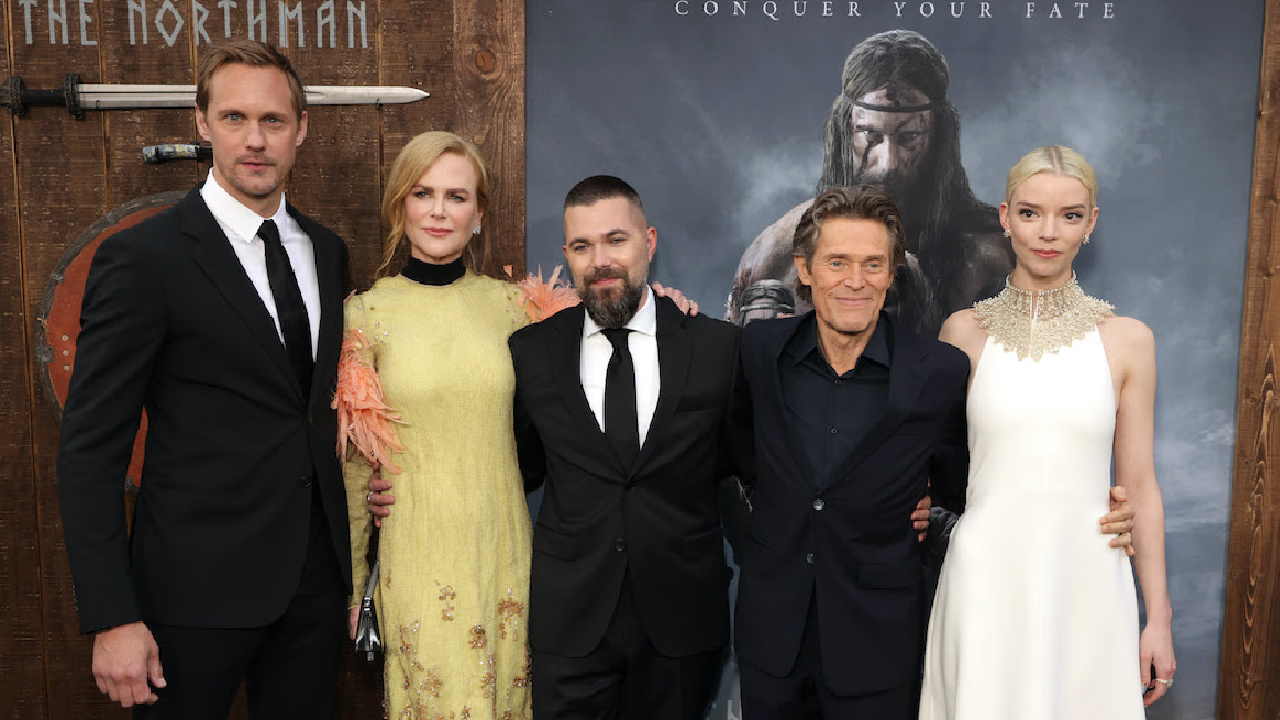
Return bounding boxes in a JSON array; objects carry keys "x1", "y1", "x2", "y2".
[
  {"x1": 832, "y1": 320, "x2": 929, "y2": 482},
  {"x1": 550, "y1": 306, "x2": 623, "y2": 476},
  {"x1": 767, "y1": 315, "x2": 821, "y2": 488},
  {"x1": 182, "y1": 191, "x2": 299, "y2": 398},
  {"x1": 634, "y1": 298, "x2": 689, "y2": 472},
  {"x1": 294, "y1": 207, "x2": 341, "y2": 411}
]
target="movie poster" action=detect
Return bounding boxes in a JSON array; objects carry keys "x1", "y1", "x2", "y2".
[{"x1": 527, "y1": 3, "x2": 1264, "y2": 718}]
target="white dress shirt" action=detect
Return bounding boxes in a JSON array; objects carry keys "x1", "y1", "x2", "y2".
[
  {"x1": 200, "y1": 170, "x2": 321, "y2": 359},
  {"x1": 580, "y1": 289, "x2": 661, "y2": 445}
]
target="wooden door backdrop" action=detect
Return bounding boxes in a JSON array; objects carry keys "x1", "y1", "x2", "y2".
[
  {"x1": 0, "y1": 0, "x2": 522, "y2": 716},
  {"x1": 0, "y1": 0, "x2": 1277, "y2": 718}
]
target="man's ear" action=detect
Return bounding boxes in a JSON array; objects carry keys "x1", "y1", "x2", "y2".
[
  {"x1": 295, "y1": 110, "x2": 309, "y2": 147},
  {"x1": 792, "y1": 254, "x2": 812, "y2": 288},
  {"x1": 196, "y1": 106, "x2": 211, "y2": 141}
]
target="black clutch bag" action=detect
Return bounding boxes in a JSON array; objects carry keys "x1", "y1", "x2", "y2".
[{"x1": 353, "y1": 560, "x2": 381, "y2": 661}]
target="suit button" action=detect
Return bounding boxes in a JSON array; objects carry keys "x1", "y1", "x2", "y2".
[
  {"x1": 806, "y1": 553, "x2": 815, "y2": 564},
  {"x1": 299, "y1": 475, "x2": 312, "y2": 487},
  {"x1": 812, "y1": 498, "x2": 824, "y2": 511},
  {"x1": 614, "y1": 539, "x2": 626, "y2": 552},
  {"x1": 626, "y1": 482, "x2": 636, "y2": 492}
]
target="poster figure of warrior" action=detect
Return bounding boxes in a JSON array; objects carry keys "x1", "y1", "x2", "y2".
[{"x1": 727, "y1": 30, "x2": 1011, "y2": 333}]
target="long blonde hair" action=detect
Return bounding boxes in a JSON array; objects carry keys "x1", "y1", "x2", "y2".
[
  {"x1": 376, "y1": 131, "x2": 492, "y2": 277},
  {"x1": 1004, "y1": 145, "x2": 1098, "y2": 209}
]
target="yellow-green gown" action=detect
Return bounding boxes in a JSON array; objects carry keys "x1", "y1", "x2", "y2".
[{"x1": 344, "y1": 271, "x2": 532, "y2": 720}]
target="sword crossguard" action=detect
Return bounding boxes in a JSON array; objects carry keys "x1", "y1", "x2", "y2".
[
  {"x1": 65, "y1": 74, "x2": 83, "y2": 120},
  {"x1": 2, "y1": 74, "x2": 86, "y2": 119},
  {"x1": 0, "y1": 76, "x2": 27, "y2": 116}
]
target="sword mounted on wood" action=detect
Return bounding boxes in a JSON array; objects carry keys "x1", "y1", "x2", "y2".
[{"x1": 0, "y1": 74, "x2": 428, "y2": 120}]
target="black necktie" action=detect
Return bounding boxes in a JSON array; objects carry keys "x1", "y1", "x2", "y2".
[
  {"x1": 259, "y1": 219, "x2": 313, "y2": 394},
  {"x1": 602, "y1": 328, "x2": 640, "y2": 470}
]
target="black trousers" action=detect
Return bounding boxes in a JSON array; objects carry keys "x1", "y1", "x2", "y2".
[
  {"x1": 739, "y1": 593, "x2": 917, "y2": 720},
  {"x1": 136, "y1": 488, "x2": 346, "y2": 720},
  {"x1": 532, "y1": 571, "x2": 724, "y2": 720}
]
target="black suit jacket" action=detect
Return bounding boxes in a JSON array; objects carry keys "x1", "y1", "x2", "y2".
[
  {"x1": 730, "y1": 312, "x2": 968, "y2": 695},
  {"x1": 57, "y1": 187, "x2": 351, "y2": 634},
  {"x1": 510, "y1": 296, "x2": 740, "y2": 658}
]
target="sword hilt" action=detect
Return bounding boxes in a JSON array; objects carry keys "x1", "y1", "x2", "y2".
[
  {"x1": 142, "y1": 144, "x2": 212, "y2": 164},
  {"x1": 1, "y1": 75, "x2": 84, "y2": 119}
]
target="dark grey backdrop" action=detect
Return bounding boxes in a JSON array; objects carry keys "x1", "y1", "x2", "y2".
[{"x1": 526, "y1": 3, "x2": 1264, "y2": 718}]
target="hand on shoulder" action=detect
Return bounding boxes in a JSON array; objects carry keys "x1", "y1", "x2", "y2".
[{"x1": 939, "y1": 309, "x2": 987, "y2": 359}]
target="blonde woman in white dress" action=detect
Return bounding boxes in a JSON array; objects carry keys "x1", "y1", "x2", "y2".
[{"x1": 918, "y1": 145, "x2": 1175, "y2": 719}]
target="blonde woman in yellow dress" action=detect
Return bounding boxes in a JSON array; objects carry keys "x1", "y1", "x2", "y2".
[
  {"x1": 341, "y1": 131, "x2": 532, "y2": 720},
  {"x1": 918, "y1": 146, "x2": 1175, "y2": 719}
]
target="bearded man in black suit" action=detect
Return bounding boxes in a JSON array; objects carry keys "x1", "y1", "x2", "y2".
[{"x1": 510, "y1": 176, "x2": 741, "y2": 720}]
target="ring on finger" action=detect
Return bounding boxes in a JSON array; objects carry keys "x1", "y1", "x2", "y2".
[
  {"x1": 366, "y1": 490, "x2": 374, "y2": 503},
  {"x1": 1154, "y1": 678, "x2": 1173, "y2": 688}
]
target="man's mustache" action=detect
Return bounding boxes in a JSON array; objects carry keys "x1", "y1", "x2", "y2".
[{"x1": 584, "y1": 267, "x2": 628, "y2": 286}]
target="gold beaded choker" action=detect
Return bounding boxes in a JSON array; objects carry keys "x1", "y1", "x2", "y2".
[{"x1": 972, "y1": 273, "x2": 1113, "y2": 361}]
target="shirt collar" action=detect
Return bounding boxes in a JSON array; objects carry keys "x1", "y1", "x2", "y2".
[
  {"x1": 200, "y1": 169, "x2": 290, "y2": 245},
  {"x1": 582, "y1": 286, "x2": 656, "y2": 339},
  {"x1": 786, "y1": 312, "x2": 891, "y2": 369}
]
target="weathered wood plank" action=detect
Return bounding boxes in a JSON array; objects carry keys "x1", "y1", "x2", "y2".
[
  {"x1": 1219, "y1": 0, "x2": 1280, "y2": 717},
  {"x1": 372, "y1": 0, "x2": 458, "y2": 287},
  {"x1": 453, "y1": 0, "x2": 525, "y2": 278},
  {"x1": 0, "y1": 1, "x2": 51, "y2": 716},
  {"x1": 98, "y1": 0, "x2": 199, "y2": 207},
  {"x1": 8, "y1": 0, "x2": 116, "y2": 715}
]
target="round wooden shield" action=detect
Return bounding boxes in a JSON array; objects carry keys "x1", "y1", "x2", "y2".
[{"x1": 37, "y1": 191, "x2": 187, "y2": 488}]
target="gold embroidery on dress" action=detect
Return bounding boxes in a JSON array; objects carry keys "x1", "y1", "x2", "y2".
[
  {"x1": 439, "y1": 584, "x2": 457, "y2": 621},
  {"x1": 498, "y1": 590, "x2": 524, "y2": 640},
  {"x1": 470, "y1": 624, "x2": 488, "y2": 650},
  {"x1": 423, "y1": 667, "x2": 444, "y2": 699},
  {"x1": 973, "y1": 273, "x2": 1113, "y2": 362},
  {"x1": 481, "y1": 669, "x2": 497, "y2": 699},
  {"x1": 512, "y1": 646, "x2": 533, "y2": 688}
]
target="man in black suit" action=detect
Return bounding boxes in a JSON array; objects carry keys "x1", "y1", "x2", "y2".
[
  {"x1": 729, "y1": 184, "x2": 1136, "y2": 719},
  {"x1": 729, "y1": 183, "x2": 972, "y2": 718},
  {"x1": 510, "y1": 176, "x2": 740, "y2": 719},
  {"x1": 57, "y1": 40, "x2": 349, "y2": 719}
]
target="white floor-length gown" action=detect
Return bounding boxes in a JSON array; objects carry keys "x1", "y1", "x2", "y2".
[{"x1": 918, "y1": 328, "x2": 1144, "y2": 720}]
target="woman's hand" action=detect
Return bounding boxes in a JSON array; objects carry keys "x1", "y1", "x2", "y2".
[
  {"x1": 1140, "y1": 622, "x2": 1175, "y2": 706},
  {"x1": 348, "y1": 605, "x2": 361, "y2": 641}
]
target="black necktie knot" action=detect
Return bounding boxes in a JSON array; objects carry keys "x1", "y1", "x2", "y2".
[
  {"x1": 602, "y1": 327, "x2": 631, "y2": 351},
  {"x1": 258, "y1": 219, "x2": 281, "y2": 247}
]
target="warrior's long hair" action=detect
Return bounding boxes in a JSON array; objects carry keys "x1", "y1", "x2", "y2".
[{"x1": 818, "y1": 31, "x2": 999, "y2": 264}]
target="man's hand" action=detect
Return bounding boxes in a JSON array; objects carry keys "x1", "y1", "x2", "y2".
[
  {"x1": 368, "y1": 467, "x2": 395, "y2": 527},
  {"x1": 1103, "y1": 485, "x2": 1136, "y2": 556},
  {"x1": 92, "y1": 621, "x2": 165, "y2": 708},
  {"x1": 651, "y1": 283, "x2": 700, "y2": 316},
  {"x1": 912, "y1": 494, "x2": 931, "y2": 542}
]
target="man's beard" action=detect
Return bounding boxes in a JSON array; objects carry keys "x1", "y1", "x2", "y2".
[
  {"x1": 579, "y1": 267, "x2": 646, "y2": 329},
  {"x1": 854, "y1": 168, "x2": 920, "y2": 210}
]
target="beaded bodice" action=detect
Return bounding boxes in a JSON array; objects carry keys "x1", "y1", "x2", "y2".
[{"x1": 972, "y1": 274, "x2": 1113, "y2": 361}]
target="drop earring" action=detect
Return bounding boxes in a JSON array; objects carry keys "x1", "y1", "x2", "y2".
[{"x1": 1083, "y1": 233, "x2": 1091, "y2": 244}]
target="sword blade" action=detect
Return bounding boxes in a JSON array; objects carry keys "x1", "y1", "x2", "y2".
[{"x1": 78, "y1": 84, "x2": 429, "y2": 109}]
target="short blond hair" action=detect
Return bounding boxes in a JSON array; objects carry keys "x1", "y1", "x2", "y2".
[
  {"x1": 1005, "y1": 145, "x2": 1098, "y2": 209},
  {"x1": 376, "y1": 131, "x2": 492, "y2": 277}
]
